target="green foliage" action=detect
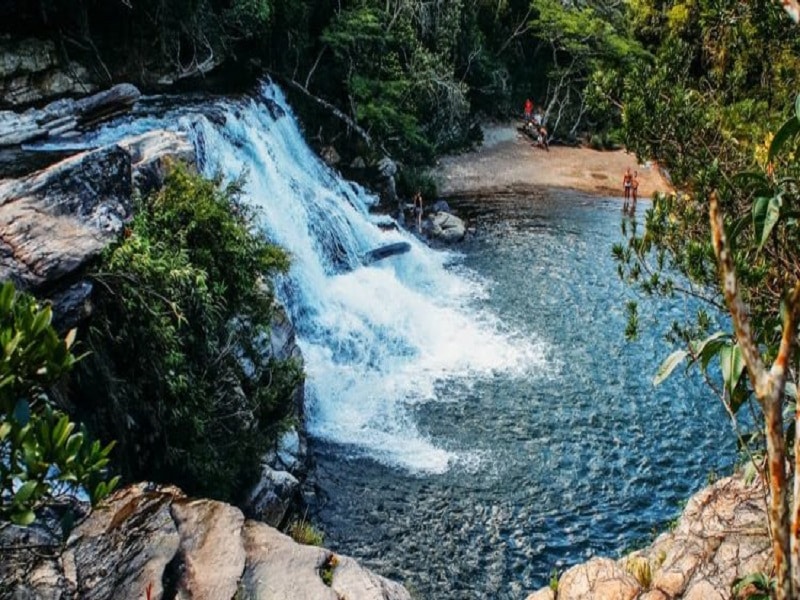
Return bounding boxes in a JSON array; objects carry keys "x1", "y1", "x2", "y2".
[
  {"x1": 0, "y1": 282, "x2": 117, "y2": 526},
  {"x1": 732, "y1": 572, "x2": 775, "y2": 600},
  {"x1": 320, "y1": 554, "x2": 339, "y2": 586},
  {"x1": 549, "y1": 568, "x2": 559, "y2": 591},
  {"x1": 288, "y1": 517, "x2": 325, "y2": 546},
  {"x1": 396, "y1": 167, "x2": 438, "y2": 203},
  {"x1": 76, "y1": 165, "x2": 300, "y2": 501}
]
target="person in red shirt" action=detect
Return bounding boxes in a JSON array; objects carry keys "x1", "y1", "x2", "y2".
[{"x1": 524, "y1": 98, "x2": 533, "y2": 123}]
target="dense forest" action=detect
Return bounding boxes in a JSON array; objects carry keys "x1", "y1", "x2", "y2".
[{"x1": 5, "y1": 1, "x2": 800, "y2": 593}]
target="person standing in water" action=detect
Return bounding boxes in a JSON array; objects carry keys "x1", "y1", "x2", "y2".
[
  {"x1": 630, "y1": 171, "x2": 640, "y2": 214},
  {"x1": 622, "y1": 167, "x2": 633, "y2": 212},
  {"x1": 413, "y1": 190, "x2": 423, "y2": 232}
]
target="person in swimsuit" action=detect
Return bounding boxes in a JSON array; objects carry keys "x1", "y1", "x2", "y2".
[
  {"x1": 413, "y1": 190, "x2": 423, "y2": 232},
  {"x1": 622, "y1": 167, "x2": 633, "y2": 212}
]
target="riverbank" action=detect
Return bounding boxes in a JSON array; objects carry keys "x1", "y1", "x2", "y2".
[{"x1": 436, "y1": 124, "x2": 673, "y2": 200}]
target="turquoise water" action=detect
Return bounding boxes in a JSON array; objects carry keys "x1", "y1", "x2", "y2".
[{"x1": 311, "y1": 191, "x2": 733, "y2": 599}]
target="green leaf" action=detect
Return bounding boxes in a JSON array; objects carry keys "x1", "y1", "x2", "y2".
[
  {"x1": 13, "y1": 480, "x2": 38, "y2": 504},
  {"x1": 752, "y1": 196, "x2": 782, "y2": 250},
  {"x1": 720, "y1": 344, "x2": 745, "y2": 400},
  {"x1": 0, "y1": 281, "x2": 14, "y2": 312},
  {"x1": 10, "y1": 509, "x2": 36, "y2": 526},
  {"x1": 653, "y1": 350, "x2": 688, "y2": 386},
  {"x1": 795, "y1": 93, "x2": 800, "y2": 121},
  {"x1": 769, "y1": 117, "x2": 800, "y2": 163}
]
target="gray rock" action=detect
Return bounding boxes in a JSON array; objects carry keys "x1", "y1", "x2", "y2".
[
  {"x1": 63, "y1": 484, "x2": 182, "y2": 600},
  {"x1": 0, "y1": 144, "x2": 133, "y2": 290},
  {"x1": 118, "y1": 130, "x2": 196, "y2": 196},
  {"x1": 377, "y1": 157, "x2": 398, "y2": 178},
  {"x1": 0, "y1": 83, "x2": 139, "y2": 147},
  {"x1": 351, "y1": 156, "x2": 367, "y2": 169},
  {"x1": 0, "y1": 36, "x2": 98, "y2": 108},
  {"x1": 49, "y1": 280, "x2": 94, "y2": 332},
  {"x1": 245, "y1": 465, "x2": 301, "y2": 527},
  {"x1": 0, "y1": 129, "x2": 193, "y2": 325},
  {"x1": 2, "y1": 483, "x2": 412, "y2": 600},
  {"x1": 277, "y1": 429, "x2": 302, "y2": 472},
  {"x1": 320, "y1": 146, "x2": 341, "y2": 166},
  {"x1": 429, "y1": 211, "x2": 466, "y2": 243},
  {"x1": 431, "y1": 199, "x2": 451, "y2": 213}
]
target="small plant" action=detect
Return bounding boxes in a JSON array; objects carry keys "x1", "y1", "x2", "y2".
[
  {"x1": 625, "y1": 556, "x2": 653, "y2": 590},
  {"x1": 320, "y1": 553, "x2": 339, "y2": 587},
  {"x1": 732, "y1": 572, "x2": 775, "y2": 600},
  {"x1": 549, "y1": 567, "x2": 559, "y2": 591},
  {"x1": 288, "y1": 517, "x2": 324, "y2": 546}
]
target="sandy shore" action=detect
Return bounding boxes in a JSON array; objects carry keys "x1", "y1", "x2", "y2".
[{"x1": 435, "y1": 124, "x2": 672, "y2": 199}]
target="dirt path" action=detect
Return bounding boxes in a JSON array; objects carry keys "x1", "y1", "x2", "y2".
[{"x1": 435, "y1": 124, "x2": 672, "y2": 200}]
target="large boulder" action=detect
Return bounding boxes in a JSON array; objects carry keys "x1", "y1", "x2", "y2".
[
  {"x1": 0, "y1": 130, "x2": 194, "y2": 326},
  {"x1": 428, "y1": 211, "x2": 466, "y2": 243},
  {"x1": 526, "y1": 475, "x2": 770, "y2": 600},
  {"x1": 1, "y1": 483, "x2": 412, "y2": 600}
]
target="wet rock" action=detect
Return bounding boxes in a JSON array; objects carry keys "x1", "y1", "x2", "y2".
[
  {"x1": 118, "y1": 130, "x2": 196, "y2": 196},
  {"x1": 0, "y1": 83, "x2": 140, "y2": 147},
  {"x1": 320, "y1": 145, "x2": 341, "y2": 166},
  {"x1": 428, "y1": 211, "x2": 466, "y2": 243},
  {"x1": 526, "y1": 475, "x2": 771, "y2": 600},
  {"x1": 351, "y1": 156, "x2": 367, "y2": 169}
]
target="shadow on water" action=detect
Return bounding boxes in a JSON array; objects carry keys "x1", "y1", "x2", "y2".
[{"x1": 311, "y1": 190, "x2": 733, "y2": 599}]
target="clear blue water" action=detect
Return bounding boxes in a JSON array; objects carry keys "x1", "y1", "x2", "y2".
[{"x1": 311, "y1": 191, "x2": 734, "y2": 599}]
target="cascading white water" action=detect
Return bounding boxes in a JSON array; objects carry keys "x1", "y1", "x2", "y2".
[
  {"x1": 189, "y1": 84, "x2": 549, "y2": 473},
  {"x1": 39, "y1": 81, "x2": 549, "y2": 473}
]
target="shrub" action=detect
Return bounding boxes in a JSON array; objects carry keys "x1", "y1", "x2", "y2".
[
  {"x1": 288, "y1": 517, "x2": 325, "y2": 546},
  {"x1": 0, "y1": 282, "x2": 117, "y2": 526},
  {"x1": 75, "y1": 165, "x2": 301, "y2": 501}
]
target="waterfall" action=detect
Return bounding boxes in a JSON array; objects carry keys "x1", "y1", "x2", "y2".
[{"x1": 43, "y1": 82, "x2": 547, "y2": 473}]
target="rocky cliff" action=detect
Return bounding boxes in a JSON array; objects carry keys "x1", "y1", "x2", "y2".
[
  {"x1": 1, "y1": 483, "x2": 410, "y2": 600},
  {"x1": 526, "y1": 474, "x2": 771, "y2": 600}
]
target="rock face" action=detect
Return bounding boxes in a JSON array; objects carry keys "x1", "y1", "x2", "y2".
[
  {"x1": 0, "y1": 83, "x2": 140, "y2": 147},
  {"x1": 243, "y1": 303, "x2": 311, "y2": 528},
  {"x1": 1, "y1": 483, "x2": 411, "y2": 600},
  {"x1": 526, "y1": 475, "x2": 771, "y2": 600},
  {"x1": 0, "y1": 36, "x2": 98, "y2": 108},
  {"x1": 0, "y1": 130, "x2": 195, "y2": 325}
]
